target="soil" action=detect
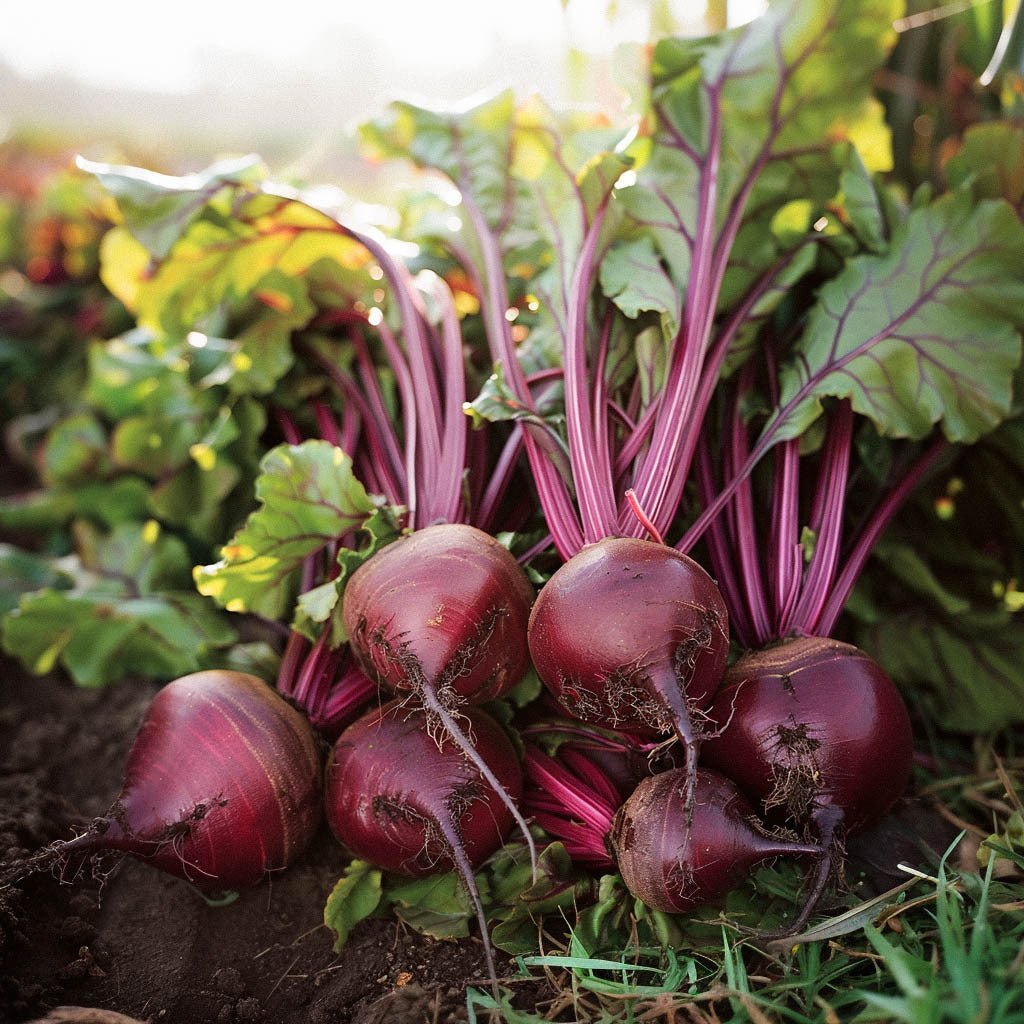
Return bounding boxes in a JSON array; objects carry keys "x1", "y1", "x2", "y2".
[{"x1": 0, "y1": 657, "x2": 536, "y2": 1024}]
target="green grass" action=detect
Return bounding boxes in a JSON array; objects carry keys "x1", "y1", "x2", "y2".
[{"x1": 467, "y1": 759, "x2": 1024, "y2": 1024}]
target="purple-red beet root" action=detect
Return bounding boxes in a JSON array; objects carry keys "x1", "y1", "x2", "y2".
[
  {"x1": 611, "y1": 767, "x2": 820, "y2": 914},
  {"x1": 701, "y1": 636, "x2": 914, "y2": 933},
  {"x1": 32, "y1": 670, "x2": 323, "y2": 891},
  {"x1": 325, "y1": 699, "x2": 523, "y2": 986},
  {"x1": 342, "y1": 521, "x2": 536, "y2": 868},
  {"x1": 528, "y1": 537, "x2": 729, "y2": 813}
]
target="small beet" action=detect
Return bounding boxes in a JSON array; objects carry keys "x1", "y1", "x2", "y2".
[
  {"x1": 325, "y1": 699, "x2": 523, "y2": 985},
  {"x1": 701, "y1": 636, "x2": 914, "y2": 933},
  {"x1": 611, "y1": 767, "x2": 820, "y2": 914},
  {"x1": 325, "y1": 701, "x2": 521, "y2": 874}
]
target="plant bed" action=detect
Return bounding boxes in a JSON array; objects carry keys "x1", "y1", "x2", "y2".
[{"x1": 0, "y1": 655, "x2": 549, "y2": 1023}]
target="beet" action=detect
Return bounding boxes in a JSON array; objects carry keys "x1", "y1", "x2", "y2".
[
  {"x1": 325, "y1": 701, "x2": 521, "y2": 874},
  {"x1": 611, "y1": 767, "x2": 820, "y2": 914},
  {"x1": 701, "y1": 636, "x2": 914, "y2": 933},
  {"x1": 528, "y1": 537, "x2": 729, "y2": 812},
  {"x1": 702, "y1": 637, "x2": 913, "y2": 835},
  {"x1": 325, "y1": 699, "x2": 523, "y2": 985},
  {"x1": 37, "y1": 671, "x2": 323, "y2": 891},
  {"x1": 343, "y1": 522, "x2": 534, "y2": 707}
]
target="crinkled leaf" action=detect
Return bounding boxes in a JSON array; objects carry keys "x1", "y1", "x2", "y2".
[
  {"x1": 323, "y1": 860, "x2": 383, "y2": 952},
  {"x1": 90, "y1": 164, "x2": 371, "y2": 400},
  {"x1": 41, "y1": 412, "x2": 110, "y2": 486},
  {"x1": 294, "y1": 504, "x2": 404, "y2": 644},
  {"x1": 489, "y1": 842, "x2": 586, "y2": 955},
  {"x1": 859, "y1": 612, "x2": 1024, "y2": 732},
  {"x1": 194, "y1": 441, "x2": 379, "y2": 620},
  {"x1": 0, "y1": 477, "x2": 150, "y2": 533},
  {"x1": 622, "y1": 0, "x2": 899, "y2": 318},
  {"x1": 386, "y1": 871, "x2": 480, "y2": 940},
  {"x1": 361, "y1": 90, "x2": 519, "y2": 229},
  {"x1": 465, "y1": 362, "x2": 562, "y2": 432},
  {"x1": 2, "y1": 523, "x2": 235, "y2": 686},
  {"x1": 79, "y1": 154, "x2": 265, "y2": 260},
  {"x1": 767, "y1": 193, "x2": 1024, "y2": 447},
  {"x1": 598, "y1": 235, "x2": 680, "y2": 334}
]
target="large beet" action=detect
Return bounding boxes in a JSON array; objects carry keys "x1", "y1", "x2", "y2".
[
  {"x1": 343, "y1": 522, "x2": 534, "y2": 706},
  {"x1": 37, "y1": 671, "x2": 323, "y2": 891}
]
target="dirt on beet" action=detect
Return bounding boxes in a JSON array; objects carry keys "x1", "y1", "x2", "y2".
[{"x1": 0, "y1": 656, "x2": 537, "y2": 1024}]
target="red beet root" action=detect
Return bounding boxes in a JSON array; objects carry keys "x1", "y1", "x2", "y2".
[
  {"x1": 325, "y1": 699, "x2": 523, "y2": 985},
  {"x1": 325, "y1": 701, "x2": 521, "y2": 875},
  {"x1": 342, "y1": 521, "x2": 537, "y2": 869},
  {"x1": 48, "y1": 671, "x2": 323, "y2": 891},
  {"x1": 343, "y1": 522, "x2": 534, "y2": 706},
  {"x1": 701, "y1": 636, "x2": 914, "y2": 933},
  {"x1": 702, "y1": 637, "x2": 913, "y2": 836},
  {"x1": 611, "y1": 767, "x2": 820, "y2": 914},
  {"x1": 528, "y1": 537, "x2": 729, "y2": 813}
]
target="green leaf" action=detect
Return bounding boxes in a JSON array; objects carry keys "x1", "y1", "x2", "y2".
[
  {"x1": 625, "y1": 0, "x2": 900, "y2": 309},
  {"x1": 387, "y1": 871, "x2": 479, "y2": 939},
  {"x1": 598, "y1": 235, "x2": 680, "y2": 333},
  {"x1": 40, "y1": 412, "x2": 110, "y2": 486},
  {"x1": 2, "y1": 522, "x2": 235, "y2": 686},
  {"x1": 465, "y1": 363, "x2": 561, "y2": 431},
  {"x1": 870, "y1": 540, "x2": 973, "y2": 617},
  {"x1": 944, "y1": 121, "x2": 1024, "y2": 207},
  {"x1": 768, "y1": 193, "x2": 1024, "y2": 447},
  {"x1": 323, "y1": 860, "x2": 383, "y2": 951},
  {"x1": 838, "y1": 145, "x2": 890, "y2": 253},
  {"x1": 361, "y1": 90, "x2": 519, "y2": 229},
  {"x1": 194, "y1": 441, "x2": 379, "y2": 620},
  {"x1": 79, "y1": 154, "x2": 266, "y2": 260},
  {"x1": 0, "y1": 545, "x2": 72, "y2": 616},
  {"x1": 79, "y1": 478, "x2": 155, "y2": 529},
  {"x1": 218, "y1": 271, "x2": 316, "y2": 396},
  {"x1": 111, "y1": 414, "x2": 204, "y2": 476},
  {"x1": 513, "y1": 99, "x2": 631, "y2": 345},
  {"x1": 294, "y1": 504, "x2": 403, "y2": 644},
  {"x1": 85, "y1": 328, "x2": 200, "y2": 420},
  {"x1": 859, "y1": 609, "x2": 1024, "y2": 733}
]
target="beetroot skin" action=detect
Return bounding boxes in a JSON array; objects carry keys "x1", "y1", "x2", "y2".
[
  {"x1": 325, "y1": 700, "x2": 523, "y2": 876},
  {"x1": 342, "y1": 522, "x2": 535, "y2": 706},
  {"x1": 611, "y1": 767, "x2": 819, "y2": 914},
  {"x1": 528, "y1": 537, "x2": 729, "y2": 735},
  {"x1": 701, "y1": 636, "x2": 914, "y2": 836},
  {"x1": 58, "y1": 671, "x2": 323, "y2": 890}
]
